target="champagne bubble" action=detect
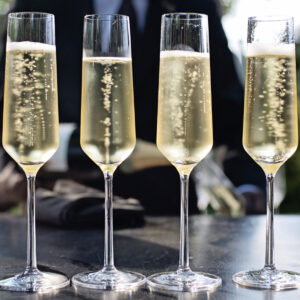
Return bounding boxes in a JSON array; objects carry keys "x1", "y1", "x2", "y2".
[{"x1": 243, "y1": 52, "x2": 297, "y2": 169}]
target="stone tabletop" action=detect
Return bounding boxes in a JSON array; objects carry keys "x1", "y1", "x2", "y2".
[{"x1": 0, "y1": 214, "x2": 299, "y2": 299}]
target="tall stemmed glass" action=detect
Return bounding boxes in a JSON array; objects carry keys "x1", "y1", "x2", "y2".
[
  {"x1": 233, "y1": 16, "x2": 300, "y2": 290},
  {"x1": 71, "y1": 14, "x2": 145, "y2": 290},
  {"x1": 0, "y1": 12, "x2": 69, "y2": 292},
  {"x1": 147, "y1": 13, "x2": 222, "y2": 292}
]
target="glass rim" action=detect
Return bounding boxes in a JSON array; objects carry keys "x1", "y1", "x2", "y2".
[
  {"x1": 162, "y1": 12, "x2": 208, "y2": 20},
  {"x1": 8, "y1": 12, "x2": 54, "y2": 20},
  {"x1": 248, "y1": 15, "x2": 294, "y2": 22},
  {"x1": 84, "y1": 14, "x2": 129, "y2": 21}
]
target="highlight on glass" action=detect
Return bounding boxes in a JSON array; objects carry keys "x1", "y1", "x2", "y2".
[
  {"x1": 232, "y1": 15, "x2": 300, "y2": 290},
  {"x1": 71, "y1": 14, "x2": 146, "y2": 290},
  {"x1": 147, "y1": 13, "x2": 222, "y2": 292},
  {"x1": 0, "y1": 12, "x2": 69, "y2": 292}
]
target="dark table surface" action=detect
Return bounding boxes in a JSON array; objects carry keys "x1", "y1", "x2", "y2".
[{"x1": 0, "y1": 214, "x2": 299, "y2": 300}]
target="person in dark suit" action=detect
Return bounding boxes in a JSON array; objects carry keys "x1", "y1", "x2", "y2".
[{"x1": 0, "y1": 0, "x2": 265, "y2": 214}]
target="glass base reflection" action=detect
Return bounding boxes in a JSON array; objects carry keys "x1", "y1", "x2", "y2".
[
  {"x1": 233, "y1": 267, "x2": 300, "y2": 290},
  {"x1": 147, "y1": 269, "x2": 222, "y2": 292},
  {"x1": 0, "y1": 268, "x2": 69, "y2": 292},
  {"x1": 72, "y1": 267, "x2": 146, "y2": 291}
]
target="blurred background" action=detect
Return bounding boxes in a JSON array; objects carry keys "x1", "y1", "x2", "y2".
[{"x1": 0, "y1": 0, "x2": 299, "y2": 219}]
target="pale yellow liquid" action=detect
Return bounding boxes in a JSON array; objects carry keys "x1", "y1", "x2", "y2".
[
  {"x1": 156, "y1": 51, "x2": 213, "y2": 175},
  {"x1": 243, "y1": 54, "x2": 298, "y2": 174},
  {"x1": 2, "y1": 42, "x2": 59, "y2": 175},
  {"x1": 80, "y1": 57, "x2": 136, "y2": 174}
]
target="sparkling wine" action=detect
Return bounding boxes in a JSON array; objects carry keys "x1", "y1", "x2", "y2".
[
  {"x1": 80, "y1": 57, "x2": 135, "y2": 174},
  {"x1": 243, "y1": 44, "x2": 298, "y2": 174},
  {"x1": 156, "y1": 50, "x2": 213, "y2": 175},
  {"x1": 2, "y1": 42, "x2": 59, "y2": 175}
]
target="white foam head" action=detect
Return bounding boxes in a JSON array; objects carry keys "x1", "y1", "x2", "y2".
[
  {"x1": 83, "y1": 56, "x2": 131, "y2": 63},
  {"x1": 160, "y1": 50, "x2": 209, "y2": 58},
  {"x1": 247, "y1": 43, "x2": 295, "y2": 56},
  {"x1": 6, "y1": 41, "x2": 56, "y2": 52}
]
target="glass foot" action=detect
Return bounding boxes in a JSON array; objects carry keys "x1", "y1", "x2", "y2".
[
  {"x1": 72, "y1": 267, "x2": 146, "y2": 291},
  {"x1": 147, "y1": 269, "x2": 222, "y2": 292},
  {"x1": 233, "y1": 267, "x2": 300, "y2": 290},
  {"x1": 0, "y1": 268, "x2": 70, "y2": 292}
]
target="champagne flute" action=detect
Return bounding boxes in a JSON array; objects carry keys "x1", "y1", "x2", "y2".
[
  {"x1": 233, "y1": 16, "x2": 300, "y2": 290},
  {"x1": 0, "y1": 12, "x2": 69, "y2": 292},
  {"x1": 71, "y1": 14, "x2": 145, "y2": 290},
  {"x1": 147, "y1": 13, "x2": 222, "y2": 292}
]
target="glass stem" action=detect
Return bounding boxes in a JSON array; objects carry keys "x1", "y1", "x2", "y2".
[
  {"x1": 264, "y1": 173, "x2": 275, "y2": 270},
  {"x1": 25, "y1": 175, "x2": 38, "y2": 274},
  {"x1": 103, "y1": 172, "x2": 115, "y2": 271},
  {"x1": 178, "y1": 173, "x2": 190, "y2": 272}
]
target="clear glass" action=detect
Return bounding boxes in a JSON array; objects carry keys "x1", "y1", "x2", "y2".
[
  {"x1": 147, "y1": 13, "x2": 222, "y2": 292},
  {"x1": 0, "y1": 12, "x2": 69, "y2": 292},
  {"x1": 233, "y1": 16, "x2": 300, "y2": 290},
  {"x1": 71, "y1": 14, "x2": 145, "y2": 291}
]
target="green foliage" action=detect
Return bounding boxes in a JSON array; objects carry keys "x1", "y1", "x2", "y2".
[
  {"x1": 7, "y1": 203, "x2": 23, "y2": 216},
  {"x1": 218, "y1": 0, "x2": 235, "y2": 15},
  {"x1": 0, "y1": 0, "x2": 10, "y2": 13}
]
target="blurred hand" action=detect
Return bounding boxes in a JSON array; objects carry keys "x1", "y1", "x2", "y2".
[{"x1": 0, "y1": 161, "x2": 26, "y2": 210}]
